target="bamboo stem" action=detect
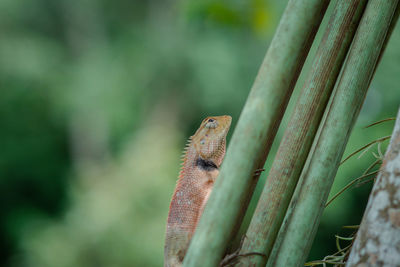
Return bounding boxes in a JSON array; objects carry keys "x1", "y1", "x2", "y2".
[
  {"x1": 267, "y1": 1, "x2": 399, "y2": 266},
  {"x1": 235, "y1": 1, "x2": 367, "y2": 266},
  {"x1": 182, "y1": 0, "x2": 329, "y2": 266}
]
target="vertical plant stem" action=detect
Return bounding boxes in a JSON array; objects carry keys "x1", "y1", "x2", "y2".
[
  {"x1": 235, "y1": 1, "x2": 367, "y2": 266},
  {"x1": 267, "y1": 0, "x2": 399, "y2": 266},
  {"x1": 182, "y1": 0, "x2": 329, "y2": 266}
]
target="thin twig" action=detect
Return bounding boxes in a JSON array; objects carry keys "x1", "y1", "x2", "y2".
[
  {"x1": 342, "y1": 225, "x2": 359, "y2": 229},
  {"x1": 364, "y1": 117, "x2": 395, "y2": 128},
  {"x1": 340, "y1": 135, "x2": 391, "y2": 165},
  {"x1": 325, "y1": 170, "x2": 380, "y2": 207},
  {"x1": 362, "y1": 158, "x2": 381, "y2": 175}
]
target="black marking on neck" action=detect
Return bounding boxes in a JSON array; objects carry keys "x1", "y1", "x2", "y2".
[{"x1": 196, "y1": 157, "x2": 218, "y2": 171}]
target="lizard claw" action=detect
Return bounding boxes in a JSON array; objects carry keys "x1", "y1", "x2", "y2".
[
  {"x1": 219, "y1": 236, "x2": 266, "y2": 267},
  {"x1": 253, "y1": 168, "x2": 266, "y2": 177}
]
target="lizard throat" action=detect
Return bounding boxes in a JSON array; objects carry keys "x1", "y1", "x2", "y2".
[{"x1": 195, "y1": 157, "x2": 218, "y2": 171}]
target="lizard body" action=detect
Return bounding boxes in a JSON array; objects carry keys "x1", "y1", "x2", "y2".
[{"x1": 164, "y1": 115, "x2": 232, "y2": 267}]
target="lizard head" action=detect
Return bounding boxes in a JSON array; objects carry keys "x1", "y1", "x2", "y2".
[{"x1": 192, "y1": 115, "x2": 232, "y2": 167}]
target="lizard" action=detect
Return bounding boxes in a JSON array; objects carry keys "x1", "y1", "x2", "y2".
[{"x1": 164, "y1": 115, "x2": 232, "y2": 267}]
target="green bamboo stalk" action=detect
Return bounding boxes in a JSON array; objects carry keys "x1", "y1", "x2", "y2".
[
  {"x1": 266, "y1": 1, "x2": 399, "y2": 266},
  {"x1": 235, "y1": 1, "x2": 367, "y2": 266},
  {"x1": 182, "y1": 0, "x2": 329, "y2": 266}
]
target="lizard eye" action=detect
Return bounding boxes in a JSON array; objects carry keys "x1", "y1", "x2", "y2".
[{"x1": 205, "y1": 118, "x2": 217, "y2": 129}]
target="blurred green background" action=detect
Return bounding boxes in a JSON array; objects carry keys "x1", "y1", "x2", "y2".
[{"x1": 1, "y1": 0, "x2": 399, "y2": 266}]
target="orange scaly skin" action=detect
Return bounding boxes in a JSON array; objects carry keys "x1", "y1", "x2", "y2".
[{"x1": 164, "y1": 115, "x2": 232, "y2": 267}]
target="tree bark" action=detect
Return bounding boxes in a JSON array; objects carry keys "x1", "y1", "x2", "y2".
[{"x1": 346, "y1": 106, "x2": 400, "y2": 267}]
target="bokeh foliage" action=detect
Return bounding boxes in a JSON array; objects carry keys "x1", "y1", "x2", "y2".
[{"x1": 0, "y1": 0, "x2": 399, "y2": 266}]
